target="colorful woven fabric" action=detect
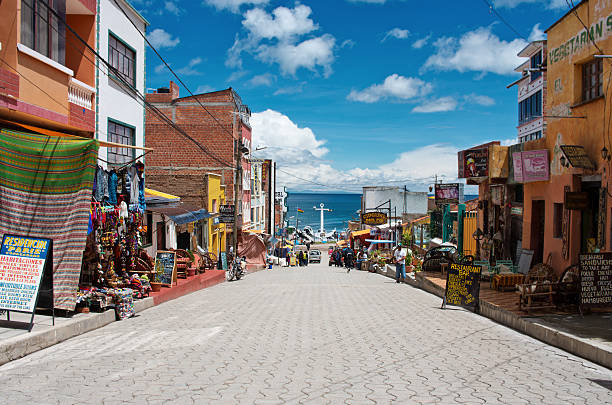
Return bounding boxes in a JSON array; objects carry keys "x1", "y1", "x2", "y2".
[{"x1": 0, "y1": 129, "x2": 98, "y2": 310}]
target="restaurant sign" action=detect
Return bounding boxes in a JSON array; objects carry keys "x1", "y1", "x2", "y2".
[
  {"x1": 361, "y1": 212, "x2": 388, "y2": 226},
  {"x1": 513, "y1": 150, "x2": 549, "y2": 183},
  {"x1": 565, "y1": 191, "x2": 589, "y2": 210},
  {"x1": 458, "y1": 147, "x2": 488, "y2": 178},
  {"x1": 560, "y1": 145, "x2": 596, "y2": 170}
]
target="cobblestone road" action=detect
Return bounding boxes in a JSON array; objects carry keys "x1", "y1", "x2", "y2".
[{"x1": 1, "y1": 259, "x2": 612, "y2": 404}]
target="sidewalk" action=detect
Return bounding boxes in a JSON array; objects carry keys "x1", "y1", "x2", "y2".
[
  {"x1": 0, "y1": 270, "x2": 225, "y2": 366},
  {"x1": 373, "y1": 266, "x2": 612, "y2": 370}
]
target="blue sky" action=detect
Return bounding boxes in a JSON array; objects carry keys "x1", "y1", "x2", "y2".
[{"x1": 132, "y1": 0, "x2": 568, "y2": 192}]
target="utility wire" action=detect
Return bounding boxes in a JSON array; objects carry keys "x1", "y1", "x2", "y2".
[{"x1": 480, "y1": 0, "x2": 529, "y2": 41}]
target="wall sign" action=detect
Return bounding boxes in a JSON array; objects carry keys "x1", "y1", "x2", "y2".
[
  {"x1": 442, "y1": 263, "x2": 482, "y2": 310},
  {"x1": 513, "y1": 150, "x2": 549, "y2": 182},
  {"x1": 458, "y1": 147, "x2": 489, "y2": 178},
  {"x1": 0, "y1": 235, "x2": 51, "y2": 313},
  {"x1": 565, "y1": 191, "x2": 589, "y2": 210},
  {"x1": 219, "y1": 205, "x2": 235, "y2": 223},
  {"x1": 154, "y1": 251, "x2": 176, "y2": 286},
  {"x1": 513, "y1": 152, "x2": 524, "y2": 182},
  {"x1": 560, "y1": 145, "x2": 596, "y2": 170},
  {"x1": 435, "y1": 183, "x2": 464, "y2": 205},
  {"x1": 361, "y1": 212, "x2": 388, "y2": 226},
  {"x1": 579, "y1": 253, "x2": 612, "y2": 308},
  {"x1": 562, "y1": 186, "x2": 570, "y2": 260}
]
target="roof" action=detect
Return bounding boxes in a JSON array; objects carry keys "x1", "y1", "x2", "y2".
[
  {"x1": 517, "y1": 40, "x2": 546, "y2": 58},
  {"x1": 145, "y1": 188, "x2": 180, "y2": 205},
  {"x1": 147, "y1": 204, "x2": 213, "y2": 224},
  {"x1": 351, "y1": 229, "x2": 371, "y2": 237},
  {"x1": 119, "y1": 0, "x2": 150, "y2": 26}
]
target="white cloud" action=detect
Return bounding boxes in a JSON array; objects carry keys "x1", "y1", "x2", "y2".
[
  {"x1": 341, "y1": 39, "x2": 356, "y2": 48},
  {"x1": 347, "y1": 74, "x2": 433, "y2": 103},
  {"x1": 528, "y1": 23, "x2": 546, "y2": 41},
  {"x1": 227, "y1": 70, "x2": 249, "y2": 82},
  {"x1": 226, "y1": 5, "x2": 337, "y2": 78},
  {"x1": 164, "y1": 1, "x2": 182, "y2": 15},
  {"x1": 256, "y1": 35, "x2": 336, "y2": 77},
  {"x1": 196, "y1": 84, "x2": 214, "y2": 93},
  {"x1": 250, "y1": 109, "x2": 329, "y2": 165},
  {"x1": 242, "y1": 5, "x2": 318, "y2": 40},
  {"x1": 147, "y1": 28, "x2": 180, "y2": 49},
  {"x1": 247, "y1": 73, "x2": 275, "y2": 87},
  {"x1": 252, "y1": 109, "x2": 468, "y2": 191},
  {"x1": 501, "y1": 138, "x2": 518, "y2": 146},
  {"x1": 412, "y1": 97, "x2": 458, "y2": 113},
  {"x1": 382, "y1": 28, "x2": 410, "y2": 42},
  {"x1": 204, "y1": 0, "x2": 269, "y2": 13},
  {"x1": 175, "y1": 57, "x2": 203, "y2": 76},
  {"x1": 412, "y1": 34, "x2": 431, "y2": 49},
  {"x1": 464, "y1": 93, "x2": 495, "y2": 106},
  {"x1": 493, "y1": 0, "x2": 566, "y2": 9},
  {"x1": 423, "y1": 26, "x2": 527, "y2": 75},
  {"x1": 273, "y1": 83, "x2": 305, "y2": 95}
]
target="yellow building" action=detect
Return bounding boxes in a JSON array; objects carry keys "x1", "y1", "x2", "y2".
[{"x1": 205, "y1": 173, "x2": 227, "y2": 257}]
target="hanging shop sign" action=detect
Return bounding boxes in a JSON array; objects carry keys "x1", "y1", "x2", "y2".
[
  {"x1": 361, "y1": 212, "x2": 388, "y2": 226},
  {"x1": 154, "y1": 251, "x2": 177, "y2": 287},
  {"x1": 513, "y1": 150, "x2": 549, "y2": 183},
  {"x1": 579, "y1": 253, "x2": 612, "y2": 309},
  {"x1": 458, "y1": 147, "x2": 489, "y2": 178},
  {"x1": 219, "y1": 205, "x2": 235, "y2": 223},
  {"x1": 598, "y1": 188, "x2": 607, "y2": 250},
  {"x1": 0, "y1": 235, "x2": 52, "y2": 314},
  {"x1": 434, "y1": 183, "x2": 464, "y2": 205},
  {"x1": 562, "y1": 186, "x2": 571, "y2": 260},
  {"x1": 560, "y1": 145, "x2": 596, "y2": 170},
  {"x1": 564, "y1": 191, "x2": 589, "y2": 210},
  {"x1": 442, "y1": 263, "x2": 482, "y2": 310}
]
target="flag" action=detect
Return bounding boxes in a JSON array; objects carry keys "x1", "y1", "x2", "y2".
[{"x1": 297, "y1": 208, "x2": 304, "y2": 213}]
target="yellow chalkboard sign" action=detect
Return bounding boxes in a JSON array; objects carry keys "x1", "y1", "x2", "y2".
[{"x1": 442, "y1": 263, "x2": 482, "y2": 310}]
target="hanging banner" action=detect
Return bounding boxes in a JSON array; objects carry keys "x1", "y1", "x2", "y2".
[
  {"x1": 458, "y1": 147, "x2": 489, "y2": 178},
  {"x1": 434, "y1": 183, "x2": 464, "y2": 205},
  {"x1": 0, "y1": 235, "x2": 51, "y2": 313},
  {"x1": 442, "y1": 263, "x2": 482, "y2": 310},
  {"x1": 513, "y1": 152, "x2": 524, "y2": 182},
  {"x1": 512, "y1": 150, "x2": 549, "y2": 182}
]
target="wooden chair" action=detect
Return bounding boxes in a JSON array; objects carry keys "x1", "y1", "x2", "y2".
[
  {"x1": 517, "y1": 256, "x2": 557, "y2": 313},
  {"x1": 474, "y1": 260, "x2": 493, "y2": 280},
  {"x1": 555, "y1": 264, "x2": 580, "y2": 310}
]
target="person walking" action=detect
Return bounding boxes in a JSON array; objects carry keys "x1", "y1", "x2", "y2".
[{"x1": 393, "y1": 243, "x2": 407, "y2": 283}]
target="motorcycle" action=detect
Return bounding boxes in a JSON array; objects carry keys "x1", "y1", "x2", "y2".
[{"x1": 226, "y1": 256, "x2": 247, "y2": 281}]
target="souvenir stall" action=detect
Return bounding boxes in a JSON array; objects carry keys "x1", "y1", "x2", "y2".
[{"x1": 77, "y1": 162, "x2": 151, "y2": 319}]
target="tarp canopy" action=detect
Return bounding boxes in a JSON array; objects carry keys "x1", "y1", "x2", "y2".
[
  {"x1": 145, "y1": 188, "x2": 180, "y2": 206},
  {"x1": 169, "y1": 209, "x2": 213, "y2": 225}
]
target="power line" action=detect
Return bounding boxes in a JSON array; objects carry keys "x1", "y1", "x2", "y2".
[{"x1": 480, "y1": 0, "x2": 529, "y2": 41}]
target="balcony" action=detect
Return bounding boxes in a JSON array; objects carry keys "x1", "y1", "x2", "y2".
[{"x1": 69, "y1": 78, "x2": 95, "y2": 110}]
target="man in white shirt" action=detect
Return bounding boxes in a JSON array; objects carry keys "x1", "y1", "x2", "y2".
[{"x1": 393, "y1": 243, "x2": 407, "y2": 283}]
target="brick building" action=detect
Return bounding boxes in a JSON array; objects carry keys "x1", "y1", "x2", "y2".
[{"x1": 145, "y1": 82, "x2": 252, "y2": 249}]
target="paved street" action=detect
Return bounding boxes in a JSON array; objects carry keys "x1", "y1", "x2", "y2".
[{"x1": 1, "y1": 258, "x2": 612, "y2": 404}]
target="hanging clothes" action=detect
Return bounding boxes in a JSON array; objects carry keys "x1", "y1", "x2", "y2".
[
  {"x1": 108, "y1": 171, "x2": 118, "y2": 205},
  {"x1": 94, "y1": 166, "x2": 109, "y2": 202},
  {"x1": 127, "y1": 165, "x2": 140, "y2": 207}
]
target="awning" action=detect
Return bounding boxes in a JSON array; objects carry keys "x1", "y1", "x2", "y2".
[
  {"x1": 145, "y1": 188, "x2": 180, "y2": 205},
  {"x1": 170, "y1": 209, "x2": 213, "y2": 225},
  {"x1": 365, "y1": 239, "x2": 395, "y2": 244},
  {"x1": 410, "y1": 216, "x2": 430, "y2": 225},
  {"x1": 1, "y1": 119, "x2": 153, "y2": 151},
  {"x1": 336, "y1": 240, "x2": 348, "y2": 247},
  {"x1": 351, "y1": 229, "x2": 371, "y2": 237}
]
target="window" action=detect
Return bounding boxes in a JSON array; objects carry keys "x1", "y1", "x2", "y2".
[
  {"x1": 212, "y1": 199, "x2": 217, "y2": 213},
  {"x1": 518, "y1": 91, "x2": 542, "y2": 125},
  {"x1": 108, "y1": 33, "x2": 136, "y2": 86},
  {"x1": 143, "y1": 212, "x2": 153, "y2": 246},
  {"x1": 519, "y1": 130, "x2": 543, "y2": 144},
  {"x1": 582, "y1": 59, "x2": 603, "y2": 102},
  {"x1": 553, "y1": 203, "x2": 563, "y2": 238},
  {"x1": 21, "y1": 0, "x2": 66, "y2": 65},
  {"x1": 107, "y1": 120, "x2": 135, "y2": 166},
  {"x1": 530, "y1": 51, "x2": 542, "y2": 81}
]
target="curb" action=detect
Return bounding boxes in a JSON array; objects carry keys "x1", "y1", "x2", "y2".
[
  {"x1": 377, "y1": 269, "x2": 612, "y2": 370},
  {"x1": 0, "y1": 273, "x2": 225, "y2": 366}
]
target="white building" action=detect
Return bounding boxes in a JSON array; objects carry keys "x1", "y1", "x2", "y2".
[
  {"x1": 250, "y1": 159, "x2": 265, "y2": 231},
  {"x1": 361, "y1": 186, "x2": 428, "y2": 222},
  {"x1": 509, "y1": 40, "x2": 546, "y2": 144},
  {"x1": 96, "y1": 0, "x2": 147, "y2": 168}
]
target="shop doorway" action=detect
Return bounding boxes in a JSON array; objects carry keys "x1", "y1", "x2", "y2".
[
  {"x1": 156, "y1": 222, "x2": 166, "y2": 250},
  {"x1": 531, "y1": 200, "x2": 545, "y2": 264},
  {"x1": 177, "y1": 231, "x2": 190, "y2": 250},
  {"x1": 581, "y1": 182, "x2": 601, "y2": 253}
]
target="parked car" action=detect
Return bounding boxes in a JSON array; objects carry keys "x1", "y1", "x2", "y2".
[{"x1": 309, "y1": 249, "x2": 321, "y2": 263}]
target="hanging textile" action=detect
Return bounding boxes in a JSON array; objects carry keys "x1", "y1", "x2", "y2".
[
  {"x1": 108, "y1": 171, "x2": 118, "y2": 205},
  {"x1": 0, "y1": 129, "x2": 99, "y2": 310}
]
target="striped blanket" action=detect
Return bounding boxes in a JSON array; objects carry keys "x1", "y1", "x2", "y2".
[{"x1": 0, "y1": 129, "x2": 98, "y2": 310}]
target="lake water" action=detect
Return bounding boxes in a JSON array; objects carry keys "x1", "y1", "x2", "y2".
[{"x1": 286, "y1": 193, "x2": 361, "y2": 232}]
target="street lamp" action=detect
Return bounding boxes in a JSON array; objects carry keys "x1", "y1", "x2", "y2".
[{"x1": 472, "y1": 228, "x2": 484, "y2": 260}]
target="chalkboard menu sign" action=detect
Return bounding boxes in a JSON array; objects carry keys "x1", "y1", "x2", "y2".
[
  {"x1": 442, "y1": 263, "x2": 482, "y2": 310},
  {"x1": 154, "y1": 251, "x2": 176, "y2": 286},
  {"x1": 579, "y1": 253, "x2": 612, "y2": 308},
  {"x1": 0, "y1": 235, "x2": 51, "y2": 313}
]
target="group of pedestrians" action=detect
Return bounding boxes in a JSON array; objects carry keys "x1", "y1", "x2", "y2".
[
  {"x1": 285, "y1": 250, "x2": 309, "y2": 267},
  {"x1": 329, "y1": 246, "x2": 356, "y2": 273}
]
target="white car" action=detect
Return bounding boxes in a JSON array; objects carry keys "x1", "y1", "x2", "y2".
[{"x1": 308, "y1": 250, "x2": 321, "y2": 263}]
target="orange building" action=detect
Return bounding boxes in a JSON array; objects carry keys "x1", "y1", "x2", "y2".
[
  {"x1": 0, "y1": 0, "x2": 96, "y2": 135},
  {"x1": 520, "y1": 0, "x2": 612, "y2": 274}
]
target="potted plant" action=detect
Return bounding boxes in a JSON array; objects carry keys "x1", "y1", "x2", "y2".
[{"x1": 150, "y1": 261, "x2": 163, "y2": 292}]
